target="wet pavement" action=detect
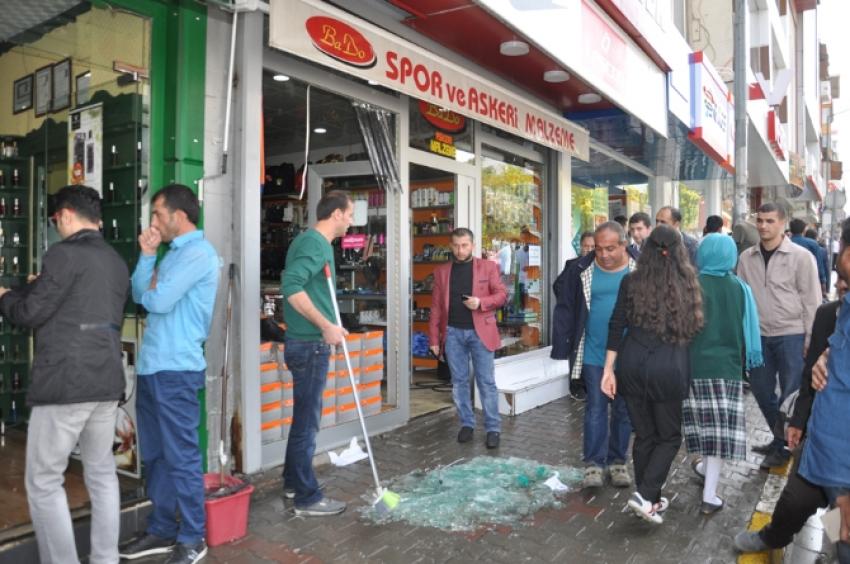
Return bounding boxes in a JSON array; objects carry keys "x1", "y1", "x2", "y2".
[{"x1": 163, "y1": 394, "x2": 775, "y2": 563}]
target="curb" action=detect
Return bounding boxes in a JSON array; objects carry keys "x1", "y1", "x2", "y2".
[{"x1": 737, "y1": 458, "x2": 793, "y2": 564}]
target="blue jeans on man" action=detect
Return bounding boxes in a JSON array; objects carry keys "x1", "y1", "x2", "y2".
[
  {"x1": 137, "y1": 370, "x2": 206, "y2": 544},
  {"x1": 582, "y1": 364, "x2": 631, "y2": 467},
  {"x1": 283, "y1": 338, "x2": 330, "y2": 507},
  {"x1": 749, "y1": 334, "x2": 805, "y2": 451},
  {"x1": 443, "y1": 326, "x2": 501, "y2": 433}
]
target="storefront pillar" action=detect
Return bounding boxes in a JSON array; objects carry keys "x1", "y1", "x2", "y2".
[
  {"x1": 233, "y1": 9, "x2": 265, "y2": 474},
  {"x1": 649, "y1": 175, "x2": 675, "y2": 214},
  {"x1": 705, "y1": 179, "x2": 723, "y2": 216}
]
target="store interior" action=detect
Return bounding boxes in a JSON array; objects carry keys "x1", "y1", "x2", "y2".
[{"x1": 0, "y1": 3, "x2": 150, "y2": 539}]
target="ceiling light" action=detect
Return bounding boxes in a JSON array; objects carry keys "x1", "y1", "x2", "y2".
[
  {"x1": 273, "y1": 74, "x2": 290, "y2": 82},
  {"x1": 313, "y1": 127, "x2": 327, "y2": 134},
  {"x1": 367, "y1": 79, "x2": 379, "y2": 85},
  {"x1": 500, "y1": 40, "x2": 529, "y2": 56},
  {"x1": 578, "y1": 93, "x2": 602, "y2": 104},
  {"x1": 543, "y1": 70, "x2": 570, "y2": 83}
]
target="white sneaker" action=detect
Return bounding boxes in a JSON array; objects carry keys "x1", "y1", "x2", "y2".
[{"x1": 627, "y1": 491, "x2": 663, "y2": 524}]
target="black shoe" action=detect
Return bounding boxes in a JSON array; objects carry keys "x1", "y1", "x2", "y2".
[
  {"x1": 119, "y1": 533, "x2": 177, "y2": 560},
  {"x1": 457, "y1": 426, "x2": 474, "y2": 443},
  {"x1": 700, "y1": 498, "x2": 725, "y2": 515},
  {"x1": 691, "y1": 457, "x2": 705, "y2": 484},
  {"x1": 164, "y1": 541, "x2": 208, "y2": 564},
  {"x1": 760, "y1": 449, "x2": 791, "y2": 470},
  {"x1": 486, "y1": 432, "x2": 500, "y2": 449},
  {"x1": 751, "y1": 442, "x2": 774, "y2": 455}
]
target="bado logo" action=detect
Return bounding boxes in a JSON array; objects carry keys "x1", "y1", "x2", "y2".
[
  {"x1": 418, "y1": 101, "x2": 466, "y2": 133},
  {"x1": 306, "y1": 17, "x2": 376, "y2": 69}
]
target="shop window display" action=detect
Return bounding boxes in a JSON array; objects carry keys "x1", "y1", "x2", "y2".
[
  {"x1": 408, "y1": 97, "x2": 474, "y2": 164},
  {"x1": 481, "y1": 146, "x2": 546, "y2": 357}
]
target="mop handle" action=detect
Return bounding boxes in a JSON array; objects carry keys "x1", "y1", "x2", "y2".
[{"x1": 323, "y1": 264, "x2": 383, "y2": 493}]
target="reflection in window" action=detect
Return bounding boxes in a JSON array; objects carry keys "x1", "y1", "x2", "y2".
[
  {"x1": 408, "y1": 98, "x2": 474, "y2": 163},
  {"x1": 481, "y1": 147, "x2": 545, "y2": 358}
]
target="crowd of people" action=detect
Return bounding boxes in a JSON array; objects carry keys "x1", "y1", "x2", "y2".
[
  {"x1": 552, "y1": 204, "x2": 849, "y2": 561},
  {"x1": 2, "y1": 183, "x2": 847, "y2": 563}
]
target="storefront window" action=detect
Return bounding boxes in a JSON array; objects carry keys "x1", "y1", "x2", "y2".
[
  {"x1": 261, "y1": 71, "x2": 396, "y2": 444},
  {"x1": 408, "y1": 98, "x2": 474, "y2": 163},
  {"x1": 481, "y1": 145, "x2": 546, "y2": 358}
]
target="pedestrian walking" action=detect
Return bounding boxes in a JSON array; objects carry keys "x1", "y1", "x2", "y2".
[
  {"x1": 627, "y1": 212, "x2": 652, "y2": 257},
  {"x1": 120, "y1": 185, "x2": 220, "y2": 564},
  {"x1": 702, "y1": 215, "x2": 724, "y2": 236},
  {"x1": 601, "y1": 225, "x2": 704, "y2": 524},
  {"x1": 0, "y1": 185, "x2": 129, "y2": 564},
  {"x1": 684, "y1": 234, "x2": 763, "y2": 515},
  {"x1": 552, "y1": 222, "x2": 638, "y2": 489},
  {"x1": 655, "y1": 206, "x2": 699, "y2": 265},
  {"x1": 429, "y1": 228, "x2": 507, "y2": 448},
  {"x1": 736, "y1": 203, "x2": 821, "y2": 470},
  {"x1": 276, "y1": 190, "x2": 353, "y2": 517},
  {"x1": 735, "y1": 273, "x2": 847, "y2": 555}
]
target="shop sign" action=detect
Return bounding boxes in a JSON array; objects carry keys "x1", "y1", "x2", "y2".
[
  {"x1": 67, "y1": 103, "x2": 103, "y2": 196},
  {"x1": 429, "y1": 131, "x2": 456, "y2": 159},
  {"x1": 418, "y1": 101, "x2": 465, "y2": 133},
  {"x1": 688, "y1": 52, "x2": 734, "y2": 174},
  {"x1": 788, "y1": 151, "x2": 805, "y2": 189},
  {"x1": 478, "y1": 0, "x2": 668, "y2": 137},
  {"x1": 269, "y1": 0, "x2": 589, "y2": 160},
  {"x1": 767, "y1": 110, "x2": 786, "y2": 161}
]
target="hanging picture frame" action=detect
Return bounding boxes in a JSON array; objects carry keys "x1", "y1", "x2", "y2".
[
  {"x1": 52, "y1": 58, "x2": 72, "y2": 112},
  {"x1": 75, "y1": 71, "x2": 91, "y2": 106},
  {"x1": 13, "y1": 75, "x2": 33, "y2": 114},
  {"x1": 34, "y1": 64, "x2": 52, "y2": 117}
]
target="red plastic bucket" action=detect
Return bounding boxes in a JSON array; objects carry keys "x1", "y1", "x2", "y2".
[{"x1": 203, "y1": 473, "x2": 254, "y2": 547}]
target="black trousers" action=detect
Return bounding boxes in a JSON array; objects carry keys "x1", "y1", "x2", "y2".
[
  {"x1": 623, "y1": 395, "x2": 682, "y2": 503},
  {"x1": 760, "y1": 451, "x2": 828, "y2": 548}
]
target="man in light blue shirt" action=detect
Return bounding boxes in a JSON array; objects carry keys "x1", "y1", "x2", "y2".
[{"x1": 120, "y1": 184, "x2": 219, "y2": 564}]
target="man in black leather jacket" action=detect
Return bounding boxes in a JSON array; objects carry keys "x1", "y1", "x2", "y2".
[{"x1": 0, "y1": 185, "x2": 129, "y2": 564}]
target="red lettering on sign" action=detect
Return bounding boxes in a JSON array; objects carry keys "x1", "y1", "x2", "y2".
[{"x1": 306, "y1": 17, "x2": 376, "y2": 68}]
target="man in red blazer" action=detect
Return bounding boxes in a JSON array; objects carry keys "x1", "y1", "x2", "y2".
[{"x1": 429, "y1": 228, "x2": 508, "y2": 448}]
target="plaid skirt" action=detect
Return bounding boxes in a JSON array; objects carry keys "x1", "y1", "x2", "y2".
[{"x1": 682, "y1": 379, "x2": 747, "y2": 461}]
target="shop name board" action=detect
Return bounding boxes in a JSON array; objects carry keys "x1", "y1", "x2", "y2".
[
  {"x1": 270, "y1": 0, "x2": 589, "y2": 160},
  {"x1": 767, "y1": 110, "x2": 786, "y2": 161},
  {"x1": 688, "y1": 52, "x2": 734, "y2": 174},
  {"x1": 429, "y1": 131, "x2": 456, "y2": 158},
  {"x1": 418, "y1": 101, "x2": 465, "y2": 133}
]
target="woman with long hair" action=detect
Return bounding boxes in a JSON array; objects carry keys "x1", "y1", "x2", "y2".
[
  {"x1": 601, "y1": 225, "x2": 704, "y2": 524},
  {"x1": 685, "y1": 234, "x2": 762, "y2": 514}
]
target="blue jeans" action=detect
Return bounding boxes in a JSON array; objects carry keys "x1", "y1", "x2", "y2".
[
  {"x1": 749, "y1": 334, "x2": 805, "y2": 450},
  {"x1": 283, "y1": 338, "x2": 330, "y2": 507},
  {"x1": 444, "y1": 326, "x2": 501, "y2": 433},
  {"x1": 138, "y1": 370, "x2": 206, "y2": 544},
  {"x1": 582, "y1": 364, "x2": 632, "y2": 467}
]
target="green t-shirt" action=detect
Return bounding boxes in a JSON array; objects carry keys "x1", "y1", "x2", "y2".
[
  {"x1": 690, "y1": 274, "x2": 745, "y2": 380},
  {"x1": 281, "y1": 229, "x2": 336, "y2": 341}
]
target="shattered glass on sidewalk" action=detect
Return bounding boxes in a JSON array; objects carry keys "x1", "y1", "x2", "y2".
[{"x1": 363, "y1": 456, "x2": 584, "y2": 531}]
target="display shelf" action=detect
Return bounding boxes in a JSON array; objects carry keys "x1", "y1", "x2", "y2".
[
  {"x1": 413, "y1": 259, "x2": 449, "y2": 264},
  {"x1": 413, "y1": 233, "x2": 452, "y2": 239},
  {"x1": 411, "y1": 204, "x2": 454, "y2": 210}
]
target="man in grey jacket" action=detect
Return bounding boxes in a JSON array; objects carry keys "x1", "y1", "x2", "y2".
[
  {"x1": 737, "y1": 203, "x2": 821, "y2": 469},
  {"x1": 0, "y1": 185, "x2": 129, "y2": 564}
]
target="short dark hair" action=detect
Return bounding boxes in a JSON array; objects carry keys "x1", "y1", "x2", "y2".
[
  {"x1": 789, "y1": 218, "x2": 806, "y2": 236},
  {"x1": 659, "y1": 206, "x2": 683, "y2": 224},
  {"x1": 316, "y1": 190, "x2": 351, "y2": 221},
  {"x1": 580, "y1": 231, "x2": 595, "y2": 243},
  {"x1": 450, "y1": 227, "x2": 474, "y2": 241},
  {"x1": 628, "y1": 212, "x2": 651, "y2": 229},
  {"x1": 613, "y1": 215, "x2": 627, "y2": 227},
  {"x1": 757, "y1": 202, "x2": 786, "y2": 219},
  {"x1": 51, "y1": 184, "x2": 102, "y2": 223},
  {"x1": 154, "y1": 184, "x2": 200, "y2": 225},
  {"x1": 804, "y1": 228, "x2": 818, "y2": 240},
  {"x1": 704, "y1": 215, "x2": 723, "y2": 234}
]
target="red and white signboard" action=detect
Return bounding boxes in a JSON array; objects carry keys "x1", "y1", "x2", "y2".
[
  {"x1": 689, "y1": 52, "x2": 734, "y2": 174},
  {"x1": 767, "y1": 110, "x2": 786, "y2": 161},
  {"x1": 269, "y1": 0, "x2": 589, "y2": 160},
  {"x1": 478, "y1": 0, "x2": 667, "y2": 137}
]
